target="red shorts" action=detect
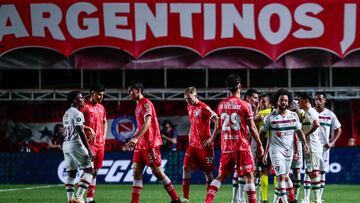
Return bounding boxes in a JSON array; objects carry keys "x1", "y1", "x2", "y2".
[
  {"x1": 133, "y1": 147, "x2": 162, "y2": 167},
  {"x1": 219, "y1": 150, "x2": 254, "y2": 176},
  {"x1": 183, "y1": 145, "x2": 214, "y2": 172},
  {"x1": 90, "y1": 146, "x2": 105, "y2": 169}
]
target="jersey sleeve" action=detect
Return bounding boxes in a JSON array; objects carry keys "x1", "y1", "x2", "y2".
[
  {"x1": 141, "y1": 101, "x2": 153, "y2": 118},
  {"x1": 308, "y1": 109, "x2": 319, "y2": 124},
  {"x1": 330, "y1": 111, "x2": 341, "y2": 130},
  {"x1": 245, "y1": 103, "x2": 253, "y2": 120},
  {"x1": 295, "y1": 113, "x2": 302, "y2": 130},
  {"x1": 261, "y1": 114, "x2": 270, "y2": 132},
  {"x1": 204, "y1": 105, "x2": 216, "y2": 118},
  {"x1": 74, "y1": 112, "x2": 84, "y2": 126}
]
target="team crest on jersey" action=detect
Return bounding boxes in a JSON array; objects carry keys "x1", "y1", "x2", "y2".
[
  {"x1": 144, "y1": 103, "x2": 149, "y2": 109},
  {"x1": 194, "y1": 110, "x2": 200, "y2": 117}
]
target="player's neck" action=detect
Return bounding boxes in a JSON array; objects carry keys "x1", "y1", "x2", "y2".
[
  {"x1": 278, "y1": 109, "x2": 288, "y2": 116},
  {"x1": 303, "y1": 103, "x2": 311, "y2": 111},
  {"x1": 316, "y1": 107, "x2": 325, "y2": 113},
  {"x1": 136, "y1": 94, "x2": 144, "y2": 103}
]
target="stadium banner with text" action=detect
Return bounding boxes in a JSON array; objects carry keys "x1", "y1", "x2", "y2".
[
  {"x1": 1, "y1": 0, "x2": 360, "y2": 61},
  {"x1": 0, "y1": 148, "x2": 359, "y2": 184}
]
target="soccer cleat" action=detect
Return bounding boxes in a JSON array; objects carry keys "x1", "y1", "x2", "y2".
[
  {"x1": 72, "y1": 197, "x2": 85, "y2": 203},
  {"x1": 171, "y1": 198, "x2": 182, "y2": 203},
  {"x1": 181, "y1": 198, "x2": 190, "y2": 203}
]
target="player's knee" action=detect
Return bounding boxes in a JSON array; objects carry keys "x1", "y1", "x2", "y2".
[{"x1": 83, "y1": 167, "x2": 94, "y2": 175}]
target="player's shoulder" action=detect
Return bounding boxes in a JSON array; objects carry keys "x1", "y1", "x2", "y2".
[
  {"x1": 68, "y1": 107, "x2": 83, "y2": 117},
  {"x1": 308, "y1": 107, "x2": 319, "y2": 115}
]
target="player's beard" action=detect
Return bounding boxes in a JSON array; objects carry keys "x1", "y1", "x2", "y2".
[{"x1": 279, "y1": 104, "x2": 288, "y2": 111}]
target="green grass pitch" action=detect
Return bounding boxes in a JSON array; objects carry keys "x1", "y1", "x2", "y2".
[{"x1": 0, "y1": 184, "x2": 359, "y2": 203}]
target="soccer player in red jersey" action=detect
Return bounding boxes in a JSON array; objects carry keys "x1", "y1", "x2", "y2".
[
  {"x1": 204, "y1": 74, "x2": 264, "y2": 203},
  {"x1": 80, "y1": 85, "x2": 107, "y2": 203},
  {"x1": 125, "y1": 81, "x2": 181, "y2": 203},
  {"x1": 182, "y1": 87, "x2": 219, "y2": 202}
]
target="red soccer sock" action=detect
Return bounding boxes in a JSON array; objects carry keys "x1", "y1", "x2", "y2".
[
  {"x1": 286, "y1": 187, "x2": 295, "y2": 201},
  {"x1": 205, "y1": 180, "x2": 221, "y2": 203},
  {"x1": 245, "y1": 183, "x2": 256, "y2": 203},
  {"x1": 86, "y1": 184, "x2": 96, "y2": 200},
  {"x1": 182, "y1": 178, "x2": 191, "y2": 199},
  {"x1": 162, "y1": 177, "x2": 179, "y2": 200},
  {"x1": 131, "y1": 186, "x2": 142, "y2": 203}
]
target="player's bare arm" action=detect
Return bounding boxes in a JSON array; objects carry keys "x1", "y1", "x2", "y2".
[
  {"x1": 203, "y1": 115, "x2": 219, "y2": 148},
  {"x1": 293, "y1": 133, "x2": 299, "y2": 160},
  {"x1": 83, "y1": 125, "x2": 96, "y2": 141},
  {"x1": 326, "y1": 127, "x2": 342, "y2": 148},
  {"x1": 304, "y1": 119, "x2": 320, "y2": 138},
  {"x1": 77, "y1": 125, "x2": 95, "y2": 160},
  {"x1": 103, "y1": 117, "x2": 108, "y2": 140},
  {"x1": 126, "y1": 115, "x2": 151, "y2": 149},
  {"x1": 295, "y1": 129, "x2": 309, "y2": 155},
  {"x1": 247, "y1": 118, "x2": 264, "y2": 158},
  {"x1": 260, "y1": 130, "x2": 269, "y2": 165}
]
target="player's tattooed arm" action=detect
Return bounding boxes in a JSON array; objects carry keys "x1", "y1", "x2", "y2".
[
  {"x1": 77, "y1": 125, "x2": 95, "y2": 160},
  {"x1": 203, "y1": 115, "x2": 220, "y2": 148},
  {"x1": 125, "y1": 115, "x2": 151, "y2": 150}
]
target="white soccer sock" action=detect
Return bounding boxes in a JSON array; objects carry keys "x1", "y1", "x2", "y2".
[
  {"x1": 320, "y1": 172, "x2": 326, "y2": 199},
  {"x1": 76, "y1": 172, "x2": 93, "y2": 199},
  {"x1": 292, "y1": 171, "x2": 301, "y2": 200},
  {"x1": 238, "y1": 176, "x2": 246, "y2": 202},
  {"x1": 232, "y1": 174, "x2": 239, "y2": 203},
  {"x1": 65, "y1": 176, "x2": 75, "y2": 201},
  {"x1": 312, "y1": 176, "x2": 321, "y2": 203},
  {"x1": 304, "y1": 173, "x2": 311, "y2": 202}
]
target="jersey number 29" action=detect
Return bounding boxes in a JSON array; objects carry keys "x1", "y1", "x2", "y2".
[{"x1": 221, "y1": 112, "x2": 240, "y2": 131}]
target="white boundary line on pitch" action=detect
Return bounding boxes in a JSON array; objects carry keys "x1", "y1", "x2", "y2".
[{"x1": 0, "y1": 184, "x2": 63, "y2": 192}]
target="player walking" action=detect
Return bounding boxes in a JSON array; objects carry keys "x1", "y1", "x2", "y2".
[
  {"x1": 204, "y1": 74, "x2": 264, "y2": 203},
  {"x1": 125, "y1": 81, "x2": 181, "y2": 203}
]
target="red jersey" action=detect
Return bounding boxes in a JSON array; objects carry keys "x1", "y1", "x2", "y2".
[
  {"x1": 217, "y1": 96, "x2": 253, "y2": 152},
  {"x1": 81, "y1": 100, "x2": 107, "y2": 148},
  {"x1": 187, "y1": 100, "x2": 216, "y2": 148},
  {"x1": 135, "y1": 97, "x2": 163, "y2": 150}
]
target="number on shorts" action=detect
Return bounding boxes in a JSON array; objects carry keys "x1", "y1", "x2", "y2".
[{"x1": 221, "y1": 112, "x2": 240, "y2": 131}]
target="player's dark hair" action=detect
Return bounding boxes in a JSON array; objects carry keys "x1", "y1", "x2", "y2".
[
  {"x1": 315, "y1": 92, "x2": 327, "y2": 99},
  {"x1": 53, "y1": 123, "x2": 64, "y2": 134},
  {"x1": 260, "y1": 92, "x2": 273, "y2": 105},
  {"x1": 243, "y1": 88, "x2": 258, "y2": 100},
  {"x1": 225, "y1": 74, "x2": 241, "y2": 93},
  {"x1": 90, "y1": 84, "x2": 105, "y2": 93},
  {"x1": 67, "y1": 91, "x2": 82, "y2": 104},
  {"x1": 274, "y1": 89, "x2": 292, "y2": 107},
  {"x1": 128, "y1": 80, "x2": 144, "y2": 93},
  {"x1": 298, "y1": 92, "x2": 312, "y2": 103}
]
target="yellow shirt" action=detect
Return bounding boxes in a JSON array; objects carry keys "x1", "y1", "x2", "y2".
[{"x1": 256, "y1": 108, "x2": 273, "y2": 138}]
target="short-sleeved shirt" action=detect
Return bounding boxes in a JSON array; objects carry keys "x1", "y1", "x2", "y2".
[
  {"x1": 217, "y1": 96, "x2": 253, "y2": 152},
  {"x1": 135, "y1": 97, "x2": 163, "y2": 150},
  {"x1": 187, "y1": 100, "x2": 216, "y2": 149},
  {"x1": 63, "y1": 107, "x2": 85, "y2": 143},
  {"x1": 81, "y1": 100, "x2": 107, "y2": 148},
  {"x1": 318, "y1": 108, "x2": 341, "y2": 145},
  {"x1": 262, "y1": 110, "x2": 302, "y2": 157},
  {"x1": 302, "y1": 107, "x2": 322, "y2": 153}
]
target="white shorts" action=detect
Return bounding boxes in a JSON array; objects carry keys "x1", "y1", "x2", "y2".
[
  {"x1": 305, "y1": 151, "x2": 321, "y2": 172},
  {"x1": 291, "y1": 141, "x2": 303, "y2": 169},
  {"x1": 270, "y1": 151, "x2": 292, "y2": 176},
  {"x1": 63, "y1": 141, "x2": 93, "y2": 171},
  {"x1": 320, "y1": 148, "x2": 330, "y2": 172}
]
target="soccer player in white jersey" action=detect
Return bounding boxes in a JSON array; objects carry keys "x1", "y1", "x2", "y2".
[
  {"x1": 315, "y1": 92, "x2": 342, "y2": 200},
  {"x1": 261, "y1": 89, "x2": 309, "y2": 203},
  {"x1": 63, "y1": 91, "x2": 95, "y2": 203},
  {"x1": 298, "y1": 93, "x2": 322, "y2": 203}
]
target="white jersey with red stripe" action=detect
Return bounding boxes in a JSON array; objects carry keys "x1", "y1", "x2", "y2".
[
  {"x1": 302, "y1": 107, "x2": 322, "y2": 154},
  {"x1": 63, "y1": 107, "x2": 85, "y2": 144},
  {"x1": 262, "y1": 110, "x2": 302, "y2": 157},
  {"x1": 318, "y1": 108, "x2": 341, "y2": 145}
]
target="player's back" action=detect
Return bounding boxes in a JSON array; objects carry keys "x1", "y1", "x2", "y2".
[{"x1": 217, "y1": 96, "x2": 253, "y2": 152}]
